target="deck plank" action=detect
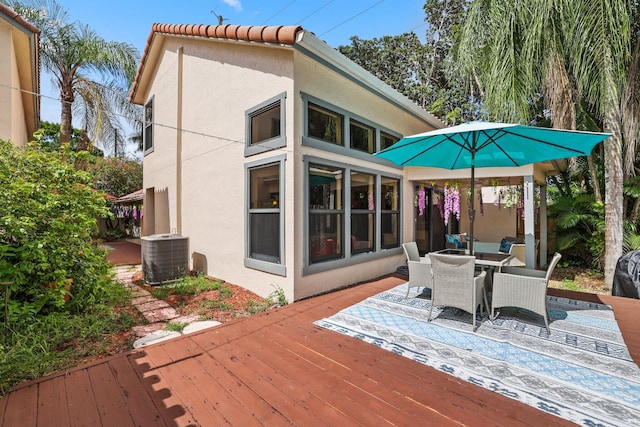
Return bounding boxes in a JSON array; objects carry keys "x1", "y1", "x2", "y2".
[
  {"x1": 192, "y1": 352, "x2": 292, "y2": 426},
  {"x1": 62, "y1": 369, "x2": 101, "y2": 426},
  {"x1": 36, "y1": 376, "x2": 69, "y2": 427},
  {"x1": 87, "y1": 363, "x2": 136, "y2": 426},
  {"x1": 208, "y1": 336, "x2": 348, "y2": 425},
  {"x1": 1, "y1": 384, "x2": 37, "y2": 426},
  {"x1": 108, "y1": 355, "x2": 169, "y2": 426},
  {"x1": 169, "y1": 350, "x2": 276, "y2": 426}
]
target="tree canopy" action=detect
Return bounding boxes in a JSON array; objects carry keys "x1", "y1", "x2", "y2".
[{"x1": 2, "y1": 0, "x2": 141, "y2": 155}]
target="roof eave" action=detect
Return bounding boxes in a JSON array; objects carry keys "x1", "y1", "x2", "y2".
[{"x1": 293, "y1": 30, "x2": 444, "y2": 130}]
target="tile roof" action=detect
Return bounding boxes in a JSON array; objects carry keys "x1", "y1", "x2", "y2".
[
  {"x1": 0, "y1": 3, "x2": 40, "y2": 34},
  {"x1": 131, "y1": 24, "x2": 303, "y2": 102}
]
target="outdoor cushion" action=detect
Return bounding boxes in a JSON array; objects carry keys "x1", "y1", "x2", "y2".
[{"x1": 446, "y1": 234, "x2": 464, "y2": 249}]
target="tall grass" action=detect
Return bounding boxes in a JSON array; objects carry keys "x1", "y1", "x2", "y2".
[{"x1": 0, "y1": 279, "x2": 140, "y2": 396}]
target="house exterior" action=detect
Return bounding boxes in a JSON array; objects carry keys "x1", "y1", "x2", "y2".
[
  {"x1": 0, "y1": 3, "x2": 39, "y2": 146},
  {"x1": 130, "y1": 23, "x2": 444, "y2": 301}
]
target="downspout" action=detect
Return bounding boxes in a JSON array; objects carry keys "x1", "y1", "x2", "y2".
[{"x1": 176, "y1": 46, "x2": 183, "y2": 234}]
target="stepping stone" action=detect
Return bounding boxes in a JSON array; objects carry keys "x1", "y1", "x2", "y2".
[
  {"x1": 137, "y1": 299, "x2": 171, "y2": 312},
  {"x1": 133, "y1": 330, "x2": 182, "y2": 348},
  {"x1": 131, "y1": 295, "x2": 156, "y2": 305},
  {"x1": 132, "y1": 322, "x2": 166, "y2": 337},
  {"x1": 183, "y1": 321, "x2": 222, "y2": 334},
  {"x1": 144, "y1": 307, "x2": 179, "y2": 322},
  {"x1": 171, "y1": 314, "x2": 201, "y2": 324}
]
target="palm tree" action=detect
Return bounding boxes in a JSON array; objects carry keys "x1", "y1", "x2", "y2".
[
  {"x1": 456, "y1": 0, "x2": 637, "y2": 287},
  {"x1": 3, "y1": 0, "x2": 140, "y2": 152}
]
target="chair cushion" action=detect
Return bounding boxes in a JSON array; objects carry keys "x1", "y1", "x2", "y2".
[
  {"x1": 446, "y1": 234, "x2": 464, "y2": 248},
  {"x1": 500, "y1": 238, "x2": 513, "y2": 253}
]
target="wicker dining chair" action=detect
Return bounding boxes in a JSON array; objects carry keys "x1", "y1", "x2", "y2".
[
  {"x1": 402, "y1": 242, "x2": 433, "y2": 297},
  {"x1": 428, "y1": 253, "x2": 487, "y2": 331},
  {"x1": 490, "y1": 252, "x2": 563, "y2": 334}
]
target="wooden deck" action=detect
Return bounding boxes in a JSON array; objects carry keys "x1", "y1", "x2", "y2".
[{"x1": 1, "y1": 274, "x2": 638, "y2": 426}]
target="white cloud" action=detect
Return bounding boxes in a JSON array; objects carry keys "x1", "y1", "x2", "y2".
[{"x1": 222, "y1": 0, "x2": 243, "y2": 12}]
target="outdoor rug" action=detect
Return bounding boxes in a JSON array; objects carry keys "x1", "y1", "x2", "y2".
[{"x1": 315, "y1": 283, "x2": 640, "y2": 426}]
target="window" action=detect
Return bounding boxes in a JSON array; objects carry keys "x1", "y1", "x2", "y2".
[
  {"x1": 144, "y1": 99, "x2": 153, "y2": 154},
  {"x1": 302, "y1": 94, "x2": 403, "y2": 163},
  {"x1": 246, "y1": 157, "x2": 285, "y2": 276},
  {"x1": 308, "y1": 164, "x2": 344, "y2": 263},
  {"x1": 350, "y1": 120, "x2": 375, "y2": 153},
  {"x1": 350, "y1": 172, "x2": 375, "y2": 254},
  {"x1": 381, "y1": 132, "x2": 399, "y2": 150},
  {"x1": 381, "y1": 177, "x2": 400, "y2": 249},
  {"x1": 305, "y1": 159, "x2": 402, "y2": 272},
  {"x1": 250, "y1": 103, "x2": 280, "y2": 144},
  {"x1": 308, "y1": 103, "x2": 344, "y2": 146},
  {"x1": 245, "y1": 93, "x2": 286, "y2": 156}
]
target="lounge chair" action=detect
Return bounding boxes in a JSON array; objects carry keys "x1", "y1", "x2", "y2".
[
  {"x1": 490, "y1": 252, "x2": 563, "y2": 333},
  {"x1": 428, "y1": 253, "x2": 487, "y2": 331},
  {"x1": 402, "y1": 242, "x2": 433, "y2": 297}
]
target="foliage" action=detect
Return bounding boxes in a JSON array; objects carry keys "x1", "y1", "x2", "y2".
[
  {"x1": 149, "y1": 275, "x2": 229, "y2": 300},
  {"x1": 0, "y1": 281, "x2": 137, "y2": 396},
  {"x1": 268, "y1": 285, "x2": 288, "y2": 306},
  {"x1": 548, "y1": 192, "x2": 602, "y2": 267},
  {"x1": 165, "y1": 322, "x2": 188, "y2": 333},
  {"x1": 456, "y1": 0, "x2": 638, "y2": 284},
  {"x1": 338, "y1": 1, "x2": 481, "y2": 124},
  {"x1": 32, "y1": 121, "x2": 82, "y2": 152},
  {"x1": 0, "y1": 140, "x2": 111, "y2": 315},
  {"x1": 2, "y1": 0, "x2": 140, "y2": 153},
  {"x1": 87, "y1": 157, "x2": 142, "y2": 198}
]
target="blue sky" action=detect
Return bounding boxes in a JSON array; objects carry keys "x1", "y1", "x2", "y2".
[{"x1": 39, "y1": 0, "x2": 428, "y2": 155}]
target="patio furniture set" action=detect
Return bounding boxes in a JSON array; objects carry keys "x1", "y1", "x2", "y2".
[{"x1": 402, "y1": 242, "x2": 562, "y2": 332}]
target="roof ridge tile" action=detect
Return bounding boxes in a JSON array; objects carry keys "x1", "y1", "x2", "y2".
[{"x1": 131, "y1": 23, "x2": 303, "y2": 102}]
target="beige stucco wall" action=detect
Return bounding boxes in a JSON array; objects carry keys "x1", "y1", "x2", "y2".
[
  {"x1": 140, "y1": 34, "x2": 443, "y2": 302},
  {"x1": 0, "y1": 23, "x2": 27, "y2": 146},
  {"x1": 142, "y1": 37, "x2": 299, "y2": 300}
]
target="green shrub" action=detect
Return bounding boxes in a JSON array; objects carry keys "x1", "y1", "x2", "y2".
[
  {"x1": 0, "y1": 280, "x2": 137, "y2": 396},
  {"x1": 0, "y1": 140, "x2": 111, "y2": 314}
]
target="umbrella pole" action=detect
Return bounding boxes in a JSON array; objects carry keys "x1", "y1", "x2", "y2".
[{"x1": 469, "y1": 156, "x2": 475, "y2": 255}]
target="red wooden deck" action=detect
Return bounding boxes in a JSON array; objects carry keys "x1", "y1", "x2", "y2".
[{"x1": 1, "y1": 274, "x2": 638, "y2": 426}]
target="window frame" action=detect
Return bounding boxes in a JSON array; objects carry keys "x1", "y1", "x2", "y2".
[
  {"x1": 349, "y1": 119, "x2": 376, "y2": 153},
  {"x1": 144, "y1": 97, "x2": 154, "y2": 156},
  {"x1": 244, "y1": 155, "x2": 286, "y2": 276},
  {"x1": 380, "y1": 131, "x2": 400, "y2": 151},
  {"x1": 301, "y1": 93, "x2": 403, "y2": 166},
  {"x1": 244, "y1": 92, "x2": 287, "y2": 157},
  {"x1": 303, "y1": 156, "x2": 403, "y2": 276}
]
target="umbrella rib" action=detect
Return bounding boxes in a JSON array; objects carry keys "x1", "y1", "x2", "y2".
[
  {"x1": 442, "y1": 133, "x2": 470, "y2": 168},
  {"x1": 502, "y1": 128, "x2": 592, "y2": 156},
  {"x1": 478, "y1": 130, "x2": 521, "y2": 166},
  {"x1": 397, "y1": 136, "x2": 467, "y2": 167}
]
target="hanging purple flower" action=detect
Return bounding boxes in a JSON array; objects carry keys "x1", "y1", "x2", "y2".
[
  {"x1": 443, "y1": 184, "x2": 461, "y2": 225},
  {"x1": 436, "y1": 192, "x2": 444, "y2": 220},
  {"x1": 453, "y1": 185, "x2": 461, "y2": 221},
  {"x1": 418, "y1": 186, "x2": 426, "y2": 216}
]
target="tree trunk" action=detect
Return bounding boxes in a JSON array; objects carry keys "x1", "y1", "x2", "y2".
[
  {"x1": 60, "y1": 84, "x2": 74, "y2": 145},
  {"x1": 587, "y1": 154, "x2": 602, "y2": 203},
  {"x1": 603, "y1": 105, "x2": 624, "y2": 288}
]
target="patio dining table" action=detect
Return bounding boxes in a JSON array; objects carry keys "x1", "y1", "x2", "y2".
[{"x1": 434, "y1": 249, "x2": 514, "y2": 292}]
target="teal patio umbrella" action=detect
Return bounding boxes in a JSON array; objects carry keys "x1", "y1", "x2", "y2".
[{"x1": 374, "y1": 121, "x2": 611, "y2": 254}]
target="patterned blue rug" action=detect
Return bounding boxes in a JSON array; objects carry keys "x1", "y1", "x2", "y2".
[{"x1": 315, "y1": 283, "x2": 640, "y2": 427}]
